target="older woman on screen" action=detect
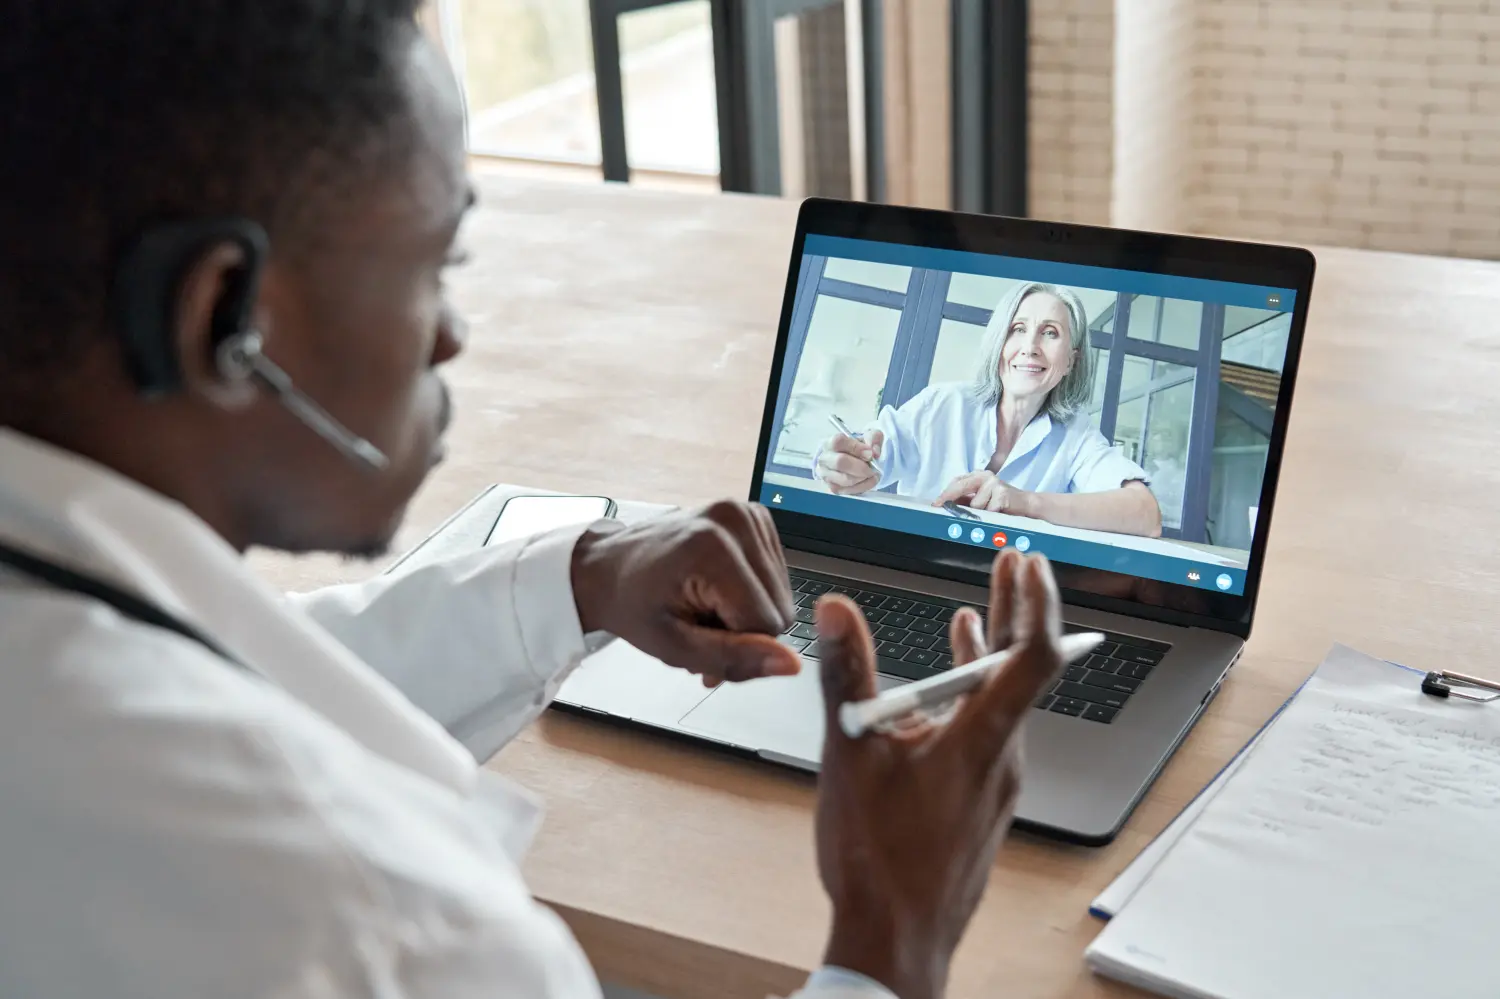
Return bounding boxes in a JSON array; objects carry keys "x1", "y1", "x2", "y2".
[{"x1": 812, "y1": 282, "x2": 1163, "y2": 538}]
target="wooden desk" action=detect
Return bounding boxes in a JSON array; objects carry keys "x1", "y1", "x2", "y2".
[{"x1": 251, "y1": 176, "x2": 1500, "y2": 998}]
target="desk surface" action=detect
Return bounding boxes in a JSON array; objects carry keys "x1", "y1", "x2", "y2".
[{"x1": 251, "y1": 176, "x2": 1500, "y2": 999}]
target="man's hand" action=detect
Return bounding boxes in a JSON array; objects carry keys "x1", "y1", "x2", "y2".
[
  {"x1": 815, "y1": 430, "x2": 885, "y2": 495},
  {"x1": 813, "y1": 550, "x2": 1064, "y2": 999},
  {"x1": 934, "y1": 470, "x2": 1031, "y2": 515},
  {"x1": 570, "y1": 500, "x2": 801, "y2": 686}
]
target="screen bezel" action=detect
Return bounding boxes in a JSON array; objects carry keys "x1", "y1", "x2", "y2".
[{"x1": 748, "y1": 199, "x2": 1316, "y2": 638}]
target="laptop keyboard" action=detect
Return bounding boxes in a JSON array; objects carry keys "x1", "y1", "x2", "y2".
[{"x1": 783, "y1": 570, "x2": 1171, "y2": 725}]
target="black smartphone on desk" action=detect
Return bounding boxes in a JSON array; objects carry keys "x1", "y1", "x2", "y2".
[{"x1": 484, "y1": 494, "x2": 617, "y2": 547}]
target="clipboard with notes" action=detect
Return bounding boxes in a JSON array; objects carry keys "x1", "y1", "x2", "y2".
[{"x1": 1086, "y1": 643, "x2": 1500, "y2": 999}]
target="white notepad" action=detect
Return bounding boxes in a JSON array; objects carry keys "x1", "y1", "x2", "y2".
[
  {"x1": 1089, "y1": 724, "x2": 1269, "y2": 920},
  {"x1": 1090, "y1": 681, "x2": 1307, "y2": 920},
  {"x1": 1087, "y1": 644, "x2": 1500, "y2": 999}
]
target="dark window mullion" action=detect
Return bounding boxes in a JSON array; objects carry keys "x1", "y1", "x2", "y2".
[
  {"x1": 864, "y1": 269, "x2": 950, "y2": 494},
  {"x1": 1137, "y1": 297, "x2": 1165, "y2": 467},
  {"x1": 1180, "y1": 303, "x2": 1225, "y2": 544},
  {"x1": 1219, "y1": 383, "x2": 1274, "y2": 436},
  {"x1": 589, "y1": 0, "x2": 629, "y2": 183},
  {"x1": 1098, "y1": 294, "x2": 1133, "y2": 442},
  {"x1": 876, "y1": 267, "x2": 923, "y2": 420},
  {"x1": 942, "y1": 302, "x2": 992, "y2": 326},
  {"x1": 767, "y1": 460, "x2": 817, "y2": 480},
  {"x1": 1140, "y1": 359, "x2": 1158, "y2": 460},
  {"x1": 1112, "y1": 336, "x2": 1199, "y2": 367},
  {"x1": 894, "y1": 270, "x2": 952, "y2": 406},
  {"x1": 816, "y1": 278, "x2": 907, "y2": 310},
  {"x1": 878, "y1": 268, "x2": 931, "y2": 415}
]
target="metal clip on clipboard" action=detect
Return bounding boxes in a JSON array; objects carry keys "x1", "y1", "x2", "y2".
[{"x1": 1420, "y1": 670, "x2": 1500, "y2": 702}]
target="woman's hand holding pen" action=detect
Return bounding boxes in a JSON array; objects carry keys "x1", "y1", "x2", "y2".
[{"x1": 815, "y1": 429, "x2": 886, "y2": 495}]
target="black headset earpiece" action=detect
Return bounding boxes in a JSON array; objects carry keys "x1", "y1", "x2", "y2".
[
  {"x1": 111, "y1": 217, "x2": 388, "y2": 473},
  {"x1": 113, "y1": 218, "x2": 269, "y2": 397}
]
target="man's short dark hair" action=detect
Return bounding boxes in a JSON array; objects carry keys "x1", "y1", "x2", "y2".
[{"x1": 0, "y1": 1, "x2": 425, "y2": 373}]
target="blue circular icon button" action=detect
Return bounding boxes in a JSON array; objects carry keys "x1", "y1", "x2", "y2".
[
  {"x1": 1216, "y1": 574, "x2": 1233, "y2": 591},
  {"x1": 1014, "y1": 535, "x2": 1031, "y2": 552},
  {"x1": 969, "y1": 527, "x2": 986, "y2": 544},
  {"x1": 947, "y1": 523, "x2": 963, "y2": 540}
]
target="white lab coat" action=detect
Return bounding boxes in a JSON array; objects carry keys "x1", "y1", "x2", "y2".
[{"x1": 0, "y1": 429, "x2": 890, "y2": 999}]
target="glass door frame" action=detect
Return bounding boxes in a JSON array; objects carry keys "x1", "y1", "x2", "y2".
[
  {"x1": 589, "y1": 0, "x2": 884, "y2": 194},
  {"x1": 1091, "y1": 295, "x2": 1225, "y2": 543}
]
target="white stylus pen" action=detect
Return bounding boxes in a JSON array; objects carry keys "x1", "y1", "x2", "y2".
[{"x1": 838, "y1": 631, "x2": 1107, "y2": 738}]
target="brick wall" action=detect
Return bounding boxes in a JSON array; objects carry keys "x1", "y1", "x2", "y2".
[
  {"x1": 1030, "y1": 0, "x2": 1115, "y2": 225},
  {"x1": 1033, "y1": 0, "x2": 1500, "y2": 258},
  {"x1": 1192, "y1": 0, "x2": 1500, "y2": 257}
]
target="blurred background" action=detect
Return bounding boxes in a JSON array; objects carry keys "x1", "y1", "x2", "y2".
[
  {"x1": 456, "y1": 1, "x2": 719, "y2": 178},
  {"x1": 423, "y1": 0, "x2": 1500, "y2": 258}
]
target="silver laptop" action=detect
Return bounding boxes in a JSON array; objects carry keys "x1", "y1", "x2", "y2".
[{"x1": 555, "y1": 200, "x2": 1314, "y2": 845}]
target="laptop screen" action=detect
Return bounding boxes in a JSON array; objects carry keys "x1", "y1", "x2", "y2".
[{"x1": 754, "y1": 221, "x2": 1307, "y2": 625}]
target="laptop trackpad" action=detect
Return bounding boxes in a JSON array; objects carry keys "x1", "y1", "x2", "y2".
[{"x1": 677, "y1": 661, "x2": 903, "y2": 766}]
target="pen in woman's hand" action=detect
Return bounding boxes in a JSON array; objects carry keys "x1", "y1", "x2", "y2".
[
  {"x1": 816, "y1": 419, "x2": 884, "y2": 494},
  {"x1": 827, "y1": 413, "x2": 864, "y2": 440}
]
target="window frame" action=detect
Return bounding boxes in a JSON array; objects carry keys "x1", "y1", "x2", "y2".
[
  {"x1": 765, "y1": 255, "x2": 913, "y2": 478},
  {"x1": 1090, "y1": 296, "x2": 1226, "y2": 543}
]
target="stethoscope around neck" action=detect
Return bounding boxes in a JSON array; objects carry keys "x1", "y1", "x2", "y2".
[{"x1": 0, "y1": 537, "x2": 250, "y2": 673}]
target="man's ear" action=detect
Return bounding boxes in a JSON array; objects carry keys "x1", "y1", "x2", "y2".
[{"x1": 172, "y1": 242, "x2": 261, "y2": 410}]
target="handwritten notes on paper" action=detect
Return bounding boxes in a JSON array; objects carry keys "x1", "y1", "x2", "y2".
[
  {"x1": 1087, "y1": 645, "x2": 1500, "y2": 999},
  {"x1": 1253, "y1": 701, "x2": 1500, "y2": 840}
]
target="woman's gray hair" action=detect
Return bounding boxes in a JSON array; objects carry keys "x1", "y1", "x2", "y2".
[{"x1": 970, "y1": 282, "x2": 1096, "y2": 421}]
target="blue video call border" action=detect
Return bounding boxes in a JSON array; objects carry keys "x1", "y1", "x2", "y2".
[
  {"x1": 765, "y1": 232, "x2": 1272, "y2": 596},
  {"x1": 802, "y1": 235, "x2": 1296, "y2": 313},
  {"x1": 762, "y1": 483, "x2": 1245, "y2": 595}
]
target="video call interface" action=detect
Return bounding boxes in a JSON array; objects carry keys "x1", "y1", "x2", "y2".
[{"x1": 758, "y1": 235, "x2": 1297, "y2": 596}]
